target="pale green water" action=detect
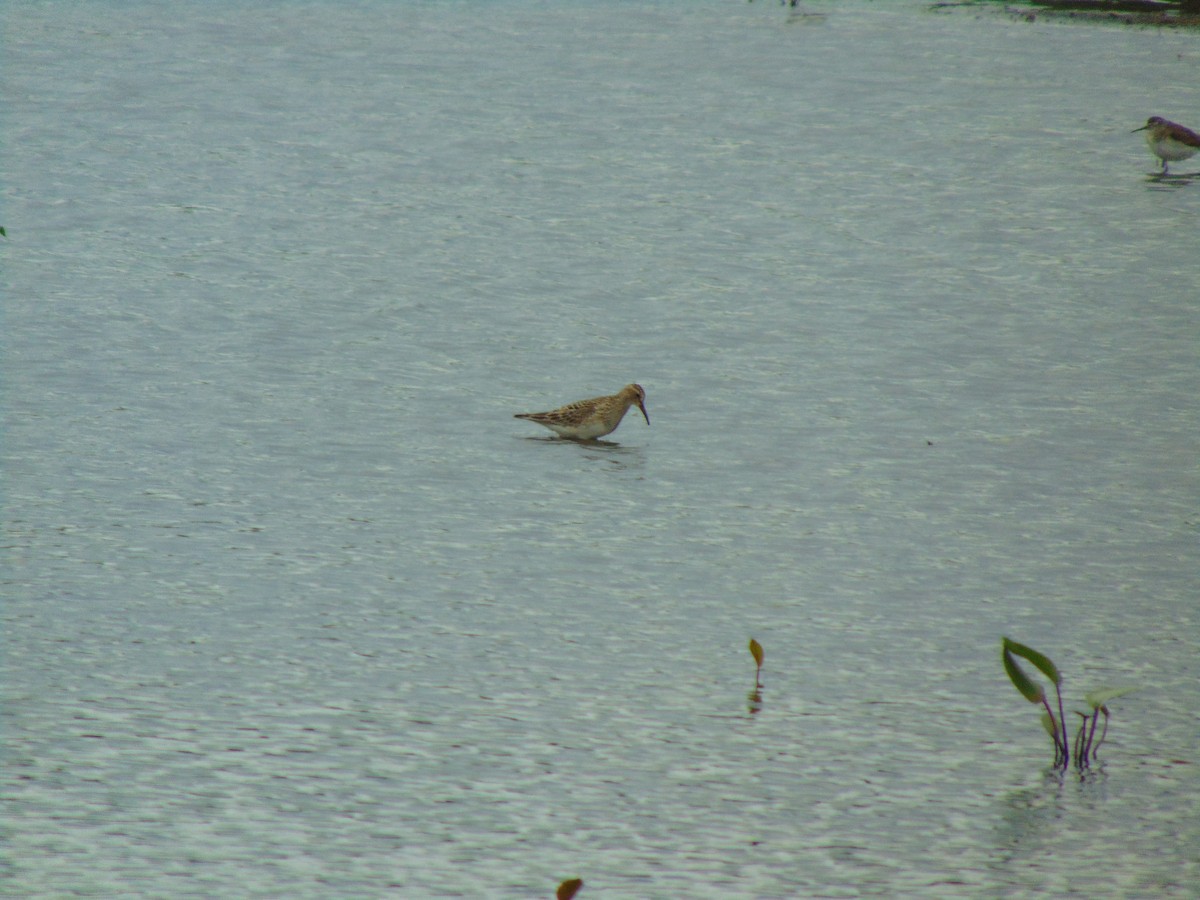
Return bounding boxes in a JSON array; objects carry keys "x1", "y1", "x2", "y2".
[{"x1": 4, "y1": 2, "x2": 1198, "y2": 896}]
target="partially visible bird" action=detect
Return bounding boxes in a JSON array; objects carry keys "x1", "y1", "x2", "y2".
[
  {"x1": 1132, "y1": 116, "x2": 1200, "y2": 174},
  {"x1": 515, "y1": 384, "x2": 649, "y2": 440}
]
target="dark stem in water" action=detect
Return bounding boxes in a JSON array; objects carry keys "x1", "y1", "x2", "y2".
[{"x1": 1054, "y1": 684, "x2": 1070, "y2": 769}]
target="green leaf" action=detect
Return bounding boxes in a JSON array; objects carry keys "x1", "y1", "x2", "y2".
[
  {"x1": 1040, "y1": 711, "x2": 1058, "y2": 740},
  {"x1": 0, "y1": 226, "x2": 7, "y2": 238},
  {"x1": 1002, "y1": 637, "x2": 1061, "y2": 686},
  {"x1": 1084, "y1": 686, "x2": 1138, "y2": 710},
  {"x1": 749, "y1": 638, "x2": 764, "y2": 670},
  {"x1": 1003, "y1": 643, "x2": 1045, "y2": 704}
]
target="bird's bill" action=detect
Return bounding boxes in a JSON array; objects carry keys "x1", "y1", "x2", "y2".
[
  {"x1": 1131, "y1": 124, "x2": 1150, "y2": 133},
  {"x1": 637, "y1": 401, "x2": 650, "y2": 425}
]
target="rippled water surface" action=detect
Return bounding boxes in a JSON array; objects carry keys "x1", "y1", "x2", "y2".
[{"x1": 4, "y1": 1, "x2": 1199, "y2": 897}]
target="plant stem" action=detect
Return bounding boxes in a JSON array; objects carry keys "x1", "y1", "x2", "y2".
[
  {"x1": 1054, "y1": 683, "x2": 1070, "y2": 769},
  {"x1": 1085, "y1": 709, "x2": 1101, "y2": 763},
  {"x1": 1041, "y1": 696, "x2": 1065, "y2": 767},
  {"x1": 1073, "y1": 714, "x2": 1086, "y2": 770},
  {"x1": 1092, "y1": 708, "x2": 1111, "y2": 761}
]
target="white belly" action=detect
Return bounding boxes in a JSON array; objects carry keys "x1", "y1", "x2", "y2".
[
  {"x1": 1150, "y1": 136, "x2": 1199, "y2": 162},
  {"x1": 547, "y1": 419, "x2": 615, "y2": 440}
]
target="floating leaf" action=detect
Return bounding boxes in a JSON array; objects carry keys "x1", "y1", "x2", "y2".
[
  {"x1": 1084, "y1": 686, "x2": 1138, "y2": 710},
  {"x1": 749, "y1": 638, "x2": 764, "y2": 670},
  {"x1": 0, "y1": 226, "x2": 6, "y2": 238},
  {"x1": 1002, "y1": 637, "x2": 1061, "y2": 687},
  {"x1": 1002, "y1": 642, "x2": 1044, "y2": 704},
  {"x1": 557, "y1": 877, "x2": 583, "y2": 900}
]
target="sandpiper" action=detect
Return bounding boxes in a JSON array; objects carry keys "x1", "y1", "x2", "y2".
[
  {"x1": 515, "y1": 384, "x2": 649, "y2": 440},
  {"x1": 1132, "y1": 116, "x2": 1200, "y2": 174}
]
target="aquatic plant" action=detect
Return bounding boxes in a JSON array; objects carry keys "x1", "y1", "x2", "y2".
[
  {"x1": 1001, "y1": 637, "x2": 1137, "y2": 771},
  {"x1": 556, "y1": 877, "x2": 583, "y2": 900},
  {"x1": 747, "y1": 638, "x2": 765, "y2": 714},
  {"x1": 749, "y1": 638, "x2": 764, "y2": 687}
]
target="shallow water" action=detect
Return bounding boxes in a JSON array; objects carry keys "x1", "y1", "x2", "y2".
[{"x1": 4, "y1": 1, "x2": 1199, "y2": 897}]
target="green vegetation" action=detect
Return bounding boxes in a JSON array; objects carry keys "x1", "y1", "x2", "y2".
[
  {"x1": 1001, "y1": 637, "x2": 1137, "y2": 771},
  {"x1": 749, "y1": 637, "x2": 764, "y2": 687},
  {"x1": 747, "y1": 638, "x2": 765, "y2": 715}
]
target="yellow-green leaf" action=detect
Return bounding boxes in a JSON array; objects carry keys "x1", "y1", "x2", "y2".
[
  {"x1": 1084, "y1": 686, "x2": 1138, "y2": 710},
  {"x1": 1040, "y1": 711, "x2": 1058, "y2": 740},
  {"x1": 749, "y1": 638, "x2": 764, "y2": 669}
]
